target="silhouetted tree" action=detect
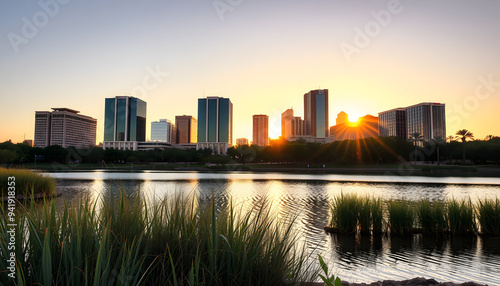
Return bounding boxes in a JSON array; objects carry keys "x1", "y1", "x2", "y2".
[
  {"x1": 408, "y1": 132, "x2": 424, "y2": 164},
  {"x1": 455, "y1": 129, "x2": 474, "y2": 164}
]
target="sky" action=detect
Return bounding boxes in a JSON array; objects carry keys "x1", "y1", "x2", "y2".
[{"x1": 1, "y1": 0, "x2": 500, "y2": 144}]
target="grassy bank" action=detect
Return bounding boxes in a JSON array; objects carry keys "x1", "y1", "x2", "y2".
[
  {"x1": 327, "y1": 194, "x2": 500, "y2": 236},
  {"x1": 0, "y1": 168, "x2": 56, "y2": 197},
  {"x1": 0, "y1": 191, "x2": 318, "y2": 285}
]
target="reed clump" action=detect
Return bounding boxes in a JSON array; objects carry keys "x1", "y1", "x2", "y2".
[
  {"x1": 0, "y1": 191, "x2": 317, "y2": 285},
  {"x1": 416, "y1": 199, "x2": 446, "y2": 234},
  {"x1": 447, "y1": 198, "x2": 476, "y2": 235},
  {"x1": 387, "y1": 200, "x2": 415, "y2": 236},
  {"x1": 0, "y1": 168, "x2": 56, "y2": 197},
  {"x1": 477, "y1": 198, "x2": 500, "y2": 236},
  {"x1": 329, "y1": 193, "x2": 385, "y2": 234},
  {"x1": 327, "y1": 196, "x2": 500, "y2": 237}
]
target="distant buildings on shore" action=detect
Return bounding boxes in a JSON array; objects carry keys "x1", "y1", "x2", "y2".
[
  {"x1": 34, "y1": 108, "x2": 96, "y2": 148},
  {"x1": 31, "y1": 90, "x2": 446, "y2": 153},
  {"x1": 196, "y1": 96, "x2": 233, "y2": 154}
]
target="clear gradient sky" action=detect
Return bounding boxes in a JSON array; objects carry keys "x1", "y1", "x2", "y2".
[{"x1": 1, "y1": 0, "x2": 499, "y2": 144}]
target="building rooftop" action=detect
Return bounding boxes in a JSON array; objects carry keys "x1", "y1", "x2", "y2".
[{"x1": 51, "y1": 108, "x2": 80, "y2": 114}]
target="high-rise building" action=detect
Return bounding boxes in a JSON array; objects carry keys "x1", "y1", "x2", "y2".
[
  {"x1": 34, "y1": 108, "x2": 97, "y2": 148},
  {"x1": 175, "y1": 115, "x2": 197, "y2": 144},
  {"x1": 336, "y1": 111, "x2": 348, "y2": 125},
  {"x1": 197, "y1": 96, "x2": 233, "y2": 154},
  {"x1": 378, "y1": 108, "x2": 407, "y2": 138},
  {"x1": 406, "y1": 102, "x2": 446, "y2": 142},
  {"x1": 151, "y1": 119, "x2": 175, "y2": 143},
  {"x1": 104, "y1": 96, "x2": 147, "y2": 142},
  {"x1": 281, "y1": 109, "x2": 304, "y2": 140},
  {"x1": 253, "y1": 114, "x2": 269, "y2": 146},
  {"x1": 379, "y1": 103, "x2": 445, "y2": 143},
  {"x1": 304, "y1": 89, "x2": 329, "y2": 138}
]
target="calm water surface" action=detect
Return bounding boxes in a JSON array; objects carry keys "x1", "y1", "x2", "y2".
[{"x1": 47, "y1": 171, "x2": 500, "y2": 285}]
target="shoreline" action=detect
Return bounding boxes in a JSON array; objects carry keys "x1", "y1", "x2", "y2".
[{"x1": 20, "y1": 163, "x2": 500, "y2": 178}]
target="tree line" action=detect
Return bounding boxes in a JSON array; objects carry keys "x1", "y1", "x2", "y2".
[{"x1": 1, "y1": 131, "x2": 499, "y2": 166}]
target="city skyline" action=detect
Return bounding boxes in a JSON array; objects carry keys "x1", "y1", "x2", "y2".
[{"x1": 1, "y1": 1, "x2": 500, "y2": 143}]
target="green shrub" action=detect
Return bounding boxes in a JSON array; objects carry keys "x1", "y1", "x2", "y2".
[
  {"x1": 447, "y1": 198, "x2": 476, "y2": 235},
  {"x1": 0, "y1": 168, "x2": 56, "y2": 197}
]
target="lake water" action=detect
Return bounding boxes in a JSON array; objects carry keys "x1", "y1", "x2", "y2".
[{"x1": 47, "y1": 171, "x2": 500, "y2": 285}]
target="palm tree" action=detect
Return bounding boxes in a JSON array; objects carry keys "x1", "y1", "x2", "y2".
[
  {"x1": 408, "y1": 132, "x2": 424, "y2": 165},
  {"x1": 430, "y1": 137, "x2": 445, "y2": 165},
  {"x1": 446, "y1": 135, "x2": 455, "y2": 143},
  {"x1": 455, "y1": 129, "x2": 474, "y2": 165},
  {"x1": 485, "y1": 134, "x2": 495, "y2": 141}
]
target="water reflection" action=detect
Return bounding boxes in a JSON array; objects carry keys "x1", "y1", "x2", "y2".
[{"x1": 48, "y1": 172, "x2": 500, "y2": 285}]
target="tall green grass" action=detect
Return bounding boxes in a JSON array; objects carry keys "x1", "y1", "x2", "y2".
[
  {"x1": 0, "y1": 191, "x2": 317, "y2": 285},
  {"x1": 477, "y1": 198, "x2": 500, "y2": 236},
  {"x1": 0, "y1": 168, "x2": 56, "y2": 196},
  {"x1": 329, "y1": 193, "x2": 384, "y2": 234},
  {"x1": 329, "y1": 193, "x2": 360, "y2": 234},
  {"x1": 416, "y1": 199, "x2": 446, "y2": 234},
  {"x1": 447, "y1": 198, "x2": 476, "y2": 235},
  {"x1": 387, "y1": 200, "x2": 415, "y2": 236}
]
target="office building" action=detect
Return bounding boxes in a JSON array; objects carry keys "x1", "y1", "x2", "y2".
[
  {"x1": 378, "y1": 103, "x2": 445, "y2": 143},
  {"x1": 34, "y1": 108, "x2": 97, "y2": 148},
  {"x1": 378, "y1": 108, "x2": 407, "y2": 138},
  {"x1": 197, "y1": 97, "x2": 233, "y2": 154},
  {"x1": 104, "y1": 96, "x2": 146, "y2": 143},
  {"x1": 406, "y1": 102, "x2": 446, "y2": 142},
  {"x1": 304, "y1": 89, "x2": 329, "y2": 138},
  {"x1": 151, "y1": 119, "x2": 175, "y2": 143},
  {"x1": 236, "y1": 138, "x2": 249, "y2": 146},
  {"x1": 253, "y1": 114, "x2": 269, "y2": 146},
  {"x1": 336, "y1": 111, "x2": 348, "y2": 125},
  {"x1": 281, "y1": 109, "x2": 304, "y2": 140},
  {"x1": 175, "y1": 115, "x2": 197, "y2": 144}
]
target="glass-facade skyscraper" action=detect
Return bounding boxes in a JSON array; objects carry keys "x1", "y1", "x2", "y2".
[
  {"x1": 197, "y1": 97, "x2": 233, "y2": 154},
  {"x1": 378, "y1": 108, "x2": 407, "y2": 138},
  {"x1": 104, "y1": 96, "x2": 147, "y2": 142},
  {"x1": 304, "y1": 89, "x2": 329, "y2": 138},
  {"x1": 406, "y1": 102, "x2": 446, "y2": 142},
  {"x1": 378, "y1": 103, "x2": 445, "y2": 143}
]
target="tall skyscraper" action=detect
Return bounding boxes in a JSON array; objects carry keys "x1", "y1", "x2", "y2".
[
  {"x1": 378, "y1": 108, "x2": 407, "y2": 138},
  {"x1": 151, "y1": 119, "x2": 175, "y2": 143},
  {"x1": 34, "y1": 108, "x2": 97, "y2": 148},
  {"x1": 197, "y1": 97, "x2": 233, "y2": 154},
  {"x1": 175, "y1": 115, "x2": 197, "y2": 144},
  {"x1": 378, "y1": 103, "x2": 445, "y2": 143},
  {"x1": 252, "y1": 114, "x2": 269, "y2": 146},
  {"x1": 104, "y1": 96, "x2": 146, "y2": 142},
  {"x1": 336, "y1": 111, "x2": 348, "y2": 125},
  {"x1": 304, "y1": 89, "x2": 329, "y2": 138}
]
